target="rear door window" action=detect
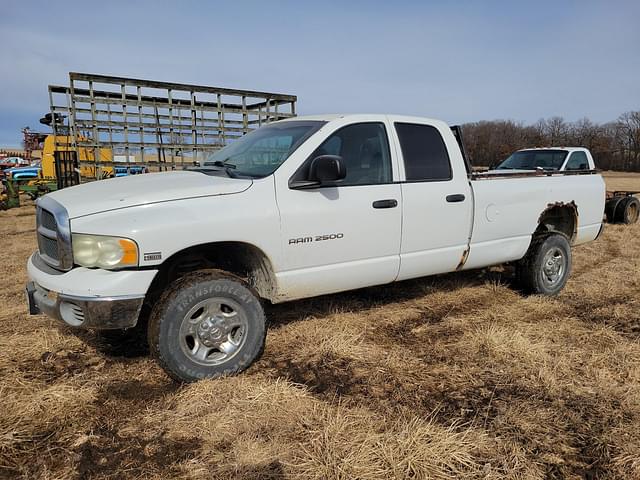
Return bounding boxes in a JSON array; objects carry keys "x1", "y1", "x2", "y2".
[{"x1": 394, "y1": 123, "x2": 452, "y2": 181}]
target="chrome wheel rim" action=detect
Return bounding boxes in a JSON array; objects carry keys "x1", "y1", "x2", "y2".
[
  {"x1": 541, "y1": 247, "x2": 566, "y2": 288},
  {"x1": 179, "y1": 297, "x2": 248, "y2": 366}
]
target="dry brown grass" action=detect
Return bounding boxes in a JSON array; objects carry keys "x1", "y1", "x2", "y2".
[
  {"x1": 602, "y1": 171, "x2": 640, "y2": 191},
  {"x1": 0, "y1": 174, "x2": 639, "y2": 479}
]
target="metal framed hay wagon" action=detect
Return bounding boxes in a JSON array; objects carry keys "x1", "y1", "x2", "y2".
[{"x1": 46, "y1": 72, "x2": 297, "y2": 186}]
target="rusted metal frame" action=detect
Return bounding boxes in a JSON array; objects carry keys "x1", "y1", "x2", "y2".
[
  {"x1": 88, "y1": 80, "x2": 102, "y2": 178},
  {"x1": 53, "y1": 74, "x2": 297, "y2": 181},
  {"x1": 69, "y1": 90, "x2": 261, "y2": 115},
  {"x1": 121, "y1": 83, "x2": 130, "y2": 175},
  {"x1": 247, "y1": 110, "x2": 296, "y2": 125},
  {"x1": 76, "y1": 160, "x2": 150, "y2": 168},
  {"x1": 190, "y1": 91, "x2": 197, "y2": 162},
  {"x1": 47, "y1": 86, "x2": 59, "y2": 150},
  {"x1": 55, "y1": 81, "x2": 298, "y2": 111},
  {"x1": 217, "y1": 94, "x2": 226, "y2": 145},
  {"x1": 70, "y1": 107, "x2": 251, "y2": 128},
  {"x1": 168, "y1": 88, "x2": 175, "y2": 169},
  {"x1": 248, "y1": 98, "x2": 297, "y2": 110},
  {"x1": 68, "y1": 76, "x2": 80, "y2": 181},
  {"x1": 69, "y1": 72, "x2": 297, "y2": 102},
  {"x1": 66, "y1": 97, "x2": 294, "y2": 131},
  {"x1": 242, "y1": 96, "x2": 248, "y2": 135},
  {"x1": 106, "y1": 103, "x2": 114, "y2": 145},
  {"x1": 74, "y1": 141, "x2": 226, "y2": 150},
  {"x1": 175, "y1": 101, "x2": 185, "y2": 166},
  {"x1": 137, "y1": 86, "x2": 144, "y2": 166},
  {"x1": 199, "y1": 104, "x2": 206, "y2": 153},
  {"x1": 73, "y1": 122, "x2": 248, "y2": 137},
  {"x1": 153, "y1": 102, "x2": 166, "y2": 172},
  {"x1": 607, "y1": 190, "x2": 640, "y2": 198}
]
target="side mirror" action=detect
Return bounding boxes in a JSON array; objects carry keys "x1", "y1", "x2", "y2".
[{"x1": 309, "y1": 155, "x2": 346, "y2": 183}]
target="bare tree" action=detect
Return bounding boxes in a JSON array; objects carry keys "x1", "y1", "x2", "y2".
[{"x1": 462, "y1": 110, "x2": 640, "y2": 172}]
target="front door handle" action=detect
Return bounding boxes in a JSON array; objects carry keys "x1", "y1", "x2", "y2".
[
  {"x1": 446, "y1": 194, "x2": 466, "y2": 203},
  {"x1": 372, "y1": 199, "x2": 398, "y2": 209}
]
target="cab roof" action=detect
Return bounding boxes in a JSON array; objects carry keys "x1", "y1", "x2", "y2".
[
  {"x1": 517, "y1": 147, "x2": 590, "y2": 153},
  {"x1": 279, "y1": 113, "x2": 448, "y2": 125}
]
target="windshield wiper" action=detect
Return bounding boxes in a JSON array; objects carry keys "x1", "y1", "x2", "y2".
[
  {"x1": 200, "y1": 160, "x2": 238, "y2": 178},
  {"x1": 205, "y1": 160, "x2": 236, "y2": 169}
]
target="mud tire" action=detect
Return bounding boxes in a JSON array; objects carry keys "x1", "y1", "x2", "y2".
[
  {"x1": 148, "y1": 269, "x2": 266, "y2": 382},
  {"x1": 517, "y1": 233, "x2": 572, "y2": 296}
]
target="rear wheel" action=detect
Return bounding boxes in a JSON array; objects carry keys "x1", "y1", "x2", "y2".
[
  {"x1": 148, "y1": 270, "x2": 266, "y2": 382},
  {"x1": 621, "y1": 196, "x2": 639, "y2": 224},
  {"x1": 517, "y1": 233, "x2": 572, "y2": 295}
]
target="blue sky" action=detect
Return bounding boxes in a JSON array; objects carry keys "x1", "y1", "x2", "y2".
[{"x1": 0, "y1": 0, "x2": 638, "y2": 147}]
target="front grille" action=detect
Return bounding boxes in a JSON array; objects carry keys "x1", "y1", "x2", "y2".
[
  {"x1": 37, "y1": 206, "x2": 60, "y2": 264},
  {"x1": 35, "y1": 198, "x2": 72, "y2": 271},
  {"x1": 40, "y1": 209, "x2": 57, "y2": 231},
  {"x1": 39, "y1": 235, "x2": 59, "y2": 261}
]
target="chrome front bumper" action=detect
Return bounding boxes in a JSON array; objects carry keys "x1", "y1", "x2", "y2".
[
  {"x1": 26, "y1": 250, "x2": 157, "y2": 330},
  {"x1": 26, "y1": 280, "x2": 144, "y2": 329}
]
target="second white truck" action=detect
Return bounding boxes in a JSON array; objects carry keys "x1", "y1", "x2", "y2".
[
  {"x1": 26, "y1": 114, "x2": 606, "y2": 381},
  {"x1": 492, "y1": 147, "x2": 639, "y2": 224},
  {"x1": 490, "y1": 147, "x2": 596, "y2": 172}
]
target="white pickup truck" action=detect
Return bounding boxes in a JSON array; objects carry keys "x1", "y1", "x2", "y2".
[
  {"x1": 490, "y1": 147, "x2": 596, "y2": 172},
  {"x1": 491, "y1": 147, "x2": 639, "y2": 224},
  {"x1": 26, "y1": 114, "x2": 606, "y2": 381}
]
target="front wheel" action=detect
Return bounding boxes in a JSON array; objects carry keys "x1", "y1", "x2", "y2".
[
  {"x1": 517, "y1": 233, "x2": 572, "y2": 295},
  {"x1": 148, "y1": 270, "x2": 266, "y2": 382}
]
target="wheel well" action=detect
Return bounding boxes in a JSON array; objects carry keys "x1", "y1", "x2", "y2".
[
  {"x1": 146, "y1": 242, "x2": 277, "y2": 304},
  {"x1": 535, "y1": 202, "x2": 578, "y2": 242}
]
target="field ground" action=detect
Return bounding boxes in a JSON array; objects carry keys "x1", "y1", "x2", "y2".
[{"x1": 1, "y1": 172, "x2": 639, "y2": 479}]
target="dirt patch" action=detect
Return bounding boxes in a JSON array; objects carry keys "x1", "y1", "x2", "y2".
[
  {"x1": 100, "y1": 378, "x2": 178, "y2": 402},
  {"x1": 75, "y1": 428, "x2": 200, "y2": 480}
]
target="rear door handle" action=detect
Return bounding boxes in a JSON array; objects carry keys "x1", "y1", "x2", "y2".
[
  {"x1": 372, "y1": 199, "x2": 398, "y2": 209},
  {"x1": 446, "y1": 194, "x2": 466, "y2": 203}
]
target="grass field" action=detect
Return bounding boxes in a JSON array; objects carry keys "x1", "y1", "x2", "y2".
[{"x1": 1, "y1": 172, "x2": 639, "y2": 479}]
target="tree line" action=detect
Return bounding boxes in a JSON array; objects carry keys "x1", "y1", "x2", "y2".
[{"x1": 461, "y1": 110, "x2": 640, "y2": 171}]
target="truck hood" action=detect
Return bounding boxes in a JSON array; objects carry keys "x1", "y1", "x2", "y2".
[{"x1": 47, "y1": 171, "x2": 252, "y2": 218}]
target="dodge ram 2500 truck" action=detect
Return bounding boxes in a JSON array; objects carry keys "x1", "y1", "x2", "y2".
[{"x1": 26, "y1": 114, "x2": 606, "y2": 382}]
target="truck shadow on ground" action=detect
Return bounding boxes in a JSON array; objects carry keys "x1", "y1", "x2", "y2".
[
  {"x1": 72, "y1": 265, "x2": 516, "y2": 361},
  {"x1": 265, "y1": 265, "x2": 515, "y2": 328},
  {"x1": 70, "y1": 322, "x2": 150, "y2": 359}
]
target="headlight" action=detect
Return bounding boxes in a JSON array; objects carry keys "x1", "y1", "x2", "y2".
[{"x1": 72, "y1": 234, "x2": 138, "y2": 269}]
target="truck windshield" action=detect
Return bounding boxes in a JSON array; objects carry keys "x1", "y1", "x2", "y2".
[
  {"x1": 495, "y1": 150, "x2": 568, "y2": 171},
  {"x1": 201, "y1": 120, "x2": 325, "y2": 178}
]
